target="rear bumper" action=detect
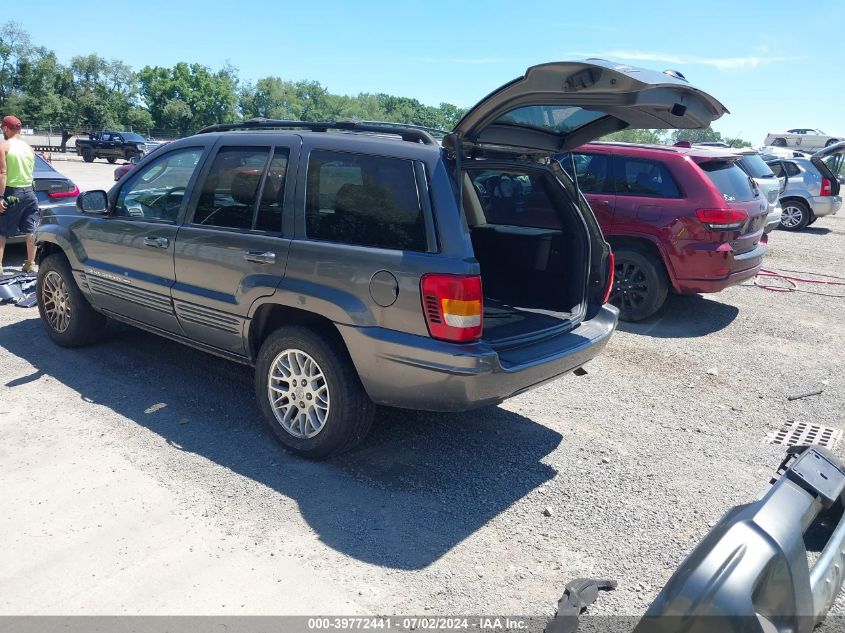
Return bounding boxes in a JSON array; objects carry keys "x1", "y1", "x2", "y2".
[
  {"x1": 637, "y1": 446, "x2": 845, "y2": 632},
  {"x1": 672, "y1": 238, "x2": 767, "y2": 294},
  {"x1": 764, "y1": 205, "x2": 782, "y2": 233},
  {"x1": 338, "y1": 304, "x2": 618, "y2": 411},
  {"x1": 809, "y1": 195, "x2": 842, "y2": 218}
]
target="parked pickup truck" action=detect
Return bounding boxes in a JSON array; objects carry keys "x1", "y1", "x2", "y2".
[
  {"x1": 75, "y1": 130, "x2": 149, "y2": 163},
  {"x1": 35, "y1": 60, "x2": 727, "y2": 458}
]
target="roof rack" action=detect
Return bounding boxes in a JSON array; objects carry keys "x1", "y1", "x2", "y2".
[{"x1": 196, "y1": 118, "x2": 439, "y2": 145}]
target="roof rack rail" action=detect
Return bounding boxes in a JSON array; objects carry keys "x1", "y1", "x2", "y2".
[{"x1": 195, "y1": 118, "x2": 439, "y2": 145}]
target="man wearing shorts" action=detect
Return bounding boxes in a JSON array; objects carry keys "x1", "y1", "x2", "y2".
[{"x1": 0, "y1": 115, "x2": 38, "y2": 275}]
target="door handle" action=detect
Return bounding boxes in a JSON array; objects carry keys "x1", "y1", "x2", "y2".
[
  {"x1": 143, "y1": 236, "x2": 169, "y2": 248},
  {"x1": 244, "y1": 251, "x2": 276, "y2": 264}
]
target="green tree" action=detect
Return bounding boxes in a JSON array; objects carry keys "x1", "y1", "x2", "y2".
[
  {"x1": 602, "y1": 128, "x2": 669, "y2": 144},
  {"x1": 139, "y1": 62, "x2": 239, "y2": 133}
]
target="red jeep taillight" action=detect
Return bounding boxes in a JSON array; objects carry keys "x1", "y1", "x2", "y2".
[
  {"x1": 421, "y1": 274, "x2": 483, "y2": 342},
  {"x1": 48, "y1": 185, "x2": 80, "y2": 199},
  {"x1": 821, "y1": 177, "x2": 833, "y2": 196},
  {"x1": 601, "y1": 251, "x2": 615, "y2": 305},
  {"x1": 695, "y1": 208, "x2": 748, "y2": 231}
]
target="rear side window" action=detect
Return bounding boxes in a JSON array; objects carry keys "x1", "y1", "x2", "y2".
[
  {"x1": 613, "y1": 157, "x2": 681, "y2": 198},
  {"x1": 699, "y1": 160, "x2": 756, "y2": 202},
  {"x1": 738, "y1": 154, "x2": 775, "y2": 179},
  {"x1": 767, "y1": 162, "x2": 784, "y2": 178},
  {"x1": 784, "y1": 161, "x2": 801, "y2": 177},
  {"x1": 569, "y1": 153, "x2": 613, "y2": 194},
  {"x1": 468, "y1": 169, "x2": 561, "y2": 229},
  {"x1": 305, "y1": 150, "x2": 426, "y2": 251},
  {"x1": 192, "y1": 147, "x2": 288, "y2": 232}
]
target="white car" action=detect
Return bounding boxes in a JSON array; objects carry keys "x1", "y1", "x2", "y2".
[{"x1": 763, "y1": 128, "x2": 842, "y2": 151}]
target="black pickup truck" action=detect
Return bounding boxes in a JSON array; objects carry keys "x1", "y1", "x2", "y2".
[{"x1": 75, "y1": 131, "x2": 148, "y2": 163}]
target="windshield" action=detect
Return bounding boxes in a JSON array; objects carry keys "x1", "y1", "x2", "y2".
[
  {"x1": 700, "y1": 161, "x2": 756, "y2": 202},
  {"x1": 739, "y1": 154, "x2": 775, "y2": 179}
]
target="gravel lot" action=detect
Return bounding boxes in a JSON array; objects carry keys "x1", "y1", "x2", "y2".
[{"x1": 1, "y1": 160, "x2": 844, "y2": 622}]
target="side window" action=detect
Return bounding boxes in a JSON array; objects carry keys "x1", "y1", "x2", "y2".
[
  {"x1": 613, "y1": 156, "x2": 681, "y2": 198},
  {"x1": 101, "y1": 133, "x2": 112, "y2": 142},
  {"x1": 305, "y1": 150, "x2": 426, "y2": 251},
  {"x1": 114, "y1": 135, "x2": 123, "y2": 143},
  {"x1": 768, "y1": 162, "x2": 784, "y2": 178},
  {"x1": 469, "y1": 169, "x2": 561, "y2": 229},
  {"x1": 785, "y1": 162, "x2": 801, "y2": 177},
  {"x1": 192, "y1": 147, "x2": 284, "y2": 231},
  {"x1": 114, "y1": 147, "x2": 203, "y2": 222},
  {"x1": 570, "y1": 153, "x2": 613, "y2": 194},
  {"x1": 255, "y1": 149, "x2": 288, "y2": 233}
]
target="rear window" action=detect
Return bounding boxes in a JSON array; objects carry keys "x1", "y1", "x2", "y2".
[
  {"x1": 738, "y1": 154, "x2": 775, "y2": 179},
  {"x1": 495, "y1": 106, "x2": 605, "y2": 135},
  {"x1": 468, "y1": 169, "x2": 561, "y2": 229},
  {"x1": 305, "y1": 150, "x2": 426, "y2": 251},
  {"x1": 700, "y1": 161, "x2": 756, "y2": 202}
]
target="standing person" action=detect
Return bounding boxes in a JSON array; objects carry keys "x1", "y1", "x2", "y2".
[{"x1": 0, "y1": 115, "x2": 38, "y2": 275}]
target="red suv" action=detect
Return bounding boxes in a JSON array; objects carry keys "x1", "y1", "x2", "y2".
[{"x1": 567, "y1": 143, "x2": 770, "y2": 321}]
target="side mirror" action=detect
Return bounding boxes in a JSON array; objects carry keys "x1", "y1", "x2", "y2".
[{"x1": 76, "y1": 190, "x2": 109, "y2": 214}]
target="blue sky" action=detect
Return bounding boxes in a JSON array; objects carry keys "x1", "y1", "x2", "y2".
[{"x1": 20, "y1": 0, "x2": 845, "y2": 143}]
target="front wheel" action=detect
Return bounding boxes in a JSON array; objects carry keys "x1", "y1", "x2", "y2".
[
  {"x1": 255, "y1": 326, "x2": 375, "y2": 459},
  {"x1": 610, "y1": 247, "x2": 669, "y2": 322},
  {"x1": 772, "y1": 138, "x2": 787, "y2": 147},
  {"x1": 82, "y1": 148, "x2": 94, "y2": 162},
  {"x1": 779, "y1": 200, "x2": 811, "y2": 231},
  {"x1": 825, "y1": 139, "x2": 840, "y2": 147},
  {"x1": 37, "y1": 254, "x2": 107, "y2": 347},
  {"x1": 107, "y1": 156, "x2": 117, "y2": 164}
]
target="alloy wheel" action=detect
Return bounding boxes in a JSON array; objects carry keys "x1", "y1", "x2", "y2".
[
  {"x1": 611, "y1": 261, "x2": 649, "y2": 313},
  {"x1": 41, "y1": 270, "x2": 72, "y2": 333},
  {"x1": 267, "y1": 349, "x2": 330, "y2": 439},
  {"x1": 781, "y1": 205, "x2": 804, "y2": 228}
]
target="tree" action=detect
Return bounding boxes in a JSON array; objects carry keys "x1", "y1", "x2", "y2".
[{"x1": 602, "y1": 129, "x2": 669, "y2": 144}]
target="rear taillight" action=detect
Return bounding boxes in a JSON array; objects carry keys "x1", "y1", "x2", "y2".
[
  {"x1": 48, "y1": 185, "x2": 80, "y2": 199},
  {"x1": 601, "y1": 251, "x2": 615, "y2": 305},
  {"x1": 695, "y1": 208, "x2": 748, "y2": 231},
  {"x1": 821, "y1": 177, "x2": 832, "y2": 196},
  {"x1": 421, "y1": 274, "x2": 483, "y2": 342}
]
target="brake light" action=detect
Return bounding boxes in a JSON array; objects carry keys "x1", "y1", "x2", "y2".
[
  {"x1": 695, "y1": 208, "x2": 748, "y2": 231},
  {"x1": 421, "y1": 274, "x2": 483, "y2": 342},
  {"x1": 48, "y1": 185, "x2": 80, "y2": 199},
  {"x1": 821, "y1": 177, "x2": 832, "y2": 196},
  {"x1": 601, "y1": 251, "x2": 615, "y2": 304}
]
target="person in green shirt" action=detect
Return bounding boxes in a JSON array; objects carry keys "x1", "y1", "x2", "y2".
[{"x1": 0, "y1": 114, "x2": 39, "y2": 274}]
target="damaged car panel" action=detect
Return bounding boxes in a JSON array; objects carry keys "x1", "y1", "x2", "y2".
[{"x1": 635, "y1": 446, "x2": 845, "y2": 633}]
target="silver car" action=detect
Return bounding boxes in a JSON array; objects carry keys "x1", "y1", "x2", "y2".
[
  {"x1": 763, "y1": 142, "x2": 845, "y2": 230},
  {"x1": 764, "y1": 128, "x2": 843, "y2": 151}
]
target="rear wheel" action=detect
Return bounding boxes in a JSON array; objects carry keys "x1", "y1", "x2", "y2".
[
  {"x1": 255, "y1": 326, "x2": 375, "y2": 459},
  {"x1": 779, "y1": 200, "x2": 811, "y2": 230},
  {"x1": 772, "y1": 138, "x2": 787, "y2": 147},
  {"x1": 610, "y1": 247, "x2": 669, "y2": 322},
  {"x1": 36, "y1": 254, "x2": 107, "y2": 347},
  {"x1": 81, "y1": 148, "x2": 94, "y2": 162}
]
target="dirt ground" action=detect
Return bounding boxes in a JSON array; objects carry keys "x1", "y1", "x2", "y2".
[{"x1": 1, "y1": 160, "x2": 843, "y2": 623}]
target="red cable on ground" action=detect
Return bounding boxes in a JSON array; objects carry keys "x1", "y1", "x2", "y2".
[{"x1": 754, "y1": 268, "x2": 845, "y2": 293}]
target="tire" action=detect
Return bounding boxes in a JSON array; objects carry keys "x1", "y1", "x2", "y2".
[
  {"x1": 825, "y1": 139, "x2": 840, "y2": 147},
  {"x1": 808, "y1": 212, "x2": 818, "y2": 225},
  {"x1": 125, "y1": 150, "x2": 138, "y2": 161},
  {"x1": 107, "y1": 156, "x2": 117, "y2": 164},
  {"x1": 36, "y1": 253, "x2": 107, "y2": 347},
  {"x1": 772, "y1": 138, "x2": 787, "y2": 147},
  {"x1": 82, "y1": 148, "x2": 94, "y2": 162},
  {"x1": 255, "y1": 325, "x2": 375, "y2": 459},
  {"x1": 779, "y1": 199, "x2": 811, "y2": 231},
  {"x1": 610, "y1": 247, "x2": 669, "y2": 322}
]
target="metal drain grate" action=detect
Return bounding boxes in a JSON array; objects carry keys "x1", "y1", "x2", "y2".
[{"x1": 770, "y1": 421, "x2": 843, "y2": 449}]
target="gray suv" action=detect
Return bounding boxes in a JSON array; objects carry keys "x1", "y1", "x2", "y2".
[{"x1": 34, "y1": 60, "x2": 727, "y2": 458}]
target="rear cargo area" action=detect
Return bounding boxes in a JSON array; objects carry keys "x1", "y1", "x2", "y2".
[{"x1": 462, "y1": 169, "x2": 588, "y2": 344}]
